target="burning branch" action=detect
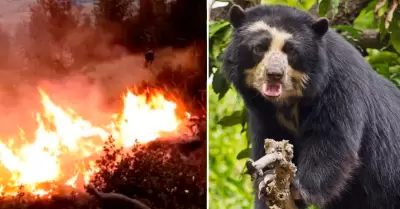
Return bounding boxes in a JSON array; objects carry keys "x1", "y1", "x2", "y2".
[{"x1": 246, "y1": 139, "x2": 298, "y2": 209}]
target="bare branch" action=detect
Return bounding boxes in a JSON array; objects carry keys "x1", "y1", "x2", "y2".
[
  {"x1": 246, "y1": 139, "x2": 298, "y2": 209},
  {"x1": 86, "y1": 184, "x2": 152, "y2": 209}
]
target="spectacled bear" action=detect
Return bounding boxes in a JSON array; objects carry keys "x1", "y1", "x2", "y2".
[{"x1": 222, "y1": 4, "x2": 400, "y2": 209}]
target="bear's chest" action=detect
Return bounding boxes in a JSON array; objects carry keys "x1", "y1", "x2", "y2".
[{"x1": 275, "y1": 103, "x2": 300, "y2": 136}]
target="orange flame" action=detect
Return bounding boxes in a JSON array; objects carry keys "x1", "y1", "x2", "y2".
[{"x1": 0, "y1": 88, "x2": 188, "y2": 197}]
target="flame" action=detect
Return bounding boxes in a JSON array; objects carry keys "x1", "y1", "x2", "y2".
[
  {"x1": 112, "y1": 91, "x2": 180, "y2": 147},
  {"x1": 0, "y1": 88, "x2": 188, "y2": 197}
]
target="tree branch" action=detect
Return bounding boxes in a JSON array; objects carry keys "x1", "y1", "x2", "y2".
[
  {"x1": 245, "y1": 139, "x2": 298, "y2": 209},
  {"x1": 210, "y1": 3, "x2": 231, "y2": 21},
  {"x1": 357, "y1": 29, "x2": 390, "y2": 51},
  {"x1": 210, "y1": 0, "x2": 260, "y2": 21},
  {"x1": 86, "y1": 184, "x2": 152, "y2": 209}
]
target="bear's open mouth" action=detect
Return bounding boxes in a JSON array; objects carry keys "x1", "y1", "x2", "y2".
[{"x1": 262, "y1": 83, "x2": 282, "y2": 97}]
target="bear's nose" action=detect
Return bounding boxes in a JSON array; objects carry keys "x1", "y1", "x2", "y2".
[{"x1": 267, "y1": 72, "x2": 283, "y2": 81}]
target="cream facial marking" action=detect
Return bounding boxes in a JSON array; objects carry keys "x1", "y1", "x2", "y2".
[
  {"x1": 243, "y1": 21, "x2": 309, "y2": 104},
  {"x1": 246, "y1": 21, "x2": 292, "y2": 51}
]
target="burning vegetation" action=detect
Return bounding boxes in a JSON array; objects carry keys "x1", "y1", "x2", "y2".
[
  {"x1": 0, "y1": 0, "x2": 206, "y2": 208},
  {"x1": 0, "y1": 88, "x2": 192, "y2": 196}
]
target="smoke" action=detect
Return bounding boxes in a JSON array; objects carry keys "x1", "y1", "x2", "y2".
[{"x1": 0, "y1": 1, "x2": 202, "y2": 145}]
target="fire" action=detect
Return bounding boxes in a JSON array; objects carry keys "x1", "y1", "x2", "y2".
[
  {"x1": 112, "y1": 91, "x2": 180, "y2": 147},
  {"x1": 0, "y1": 88, "x2": 187, "y2": 197}
]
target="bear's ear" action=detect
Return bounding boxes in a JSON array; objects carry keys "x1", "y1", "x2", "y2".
[
  {"x1": 229, "y1": 5, "x2": 245, "y2": 28},
  {"x1": 312, "y1": 17, "x2": 329, "y2": 36}
]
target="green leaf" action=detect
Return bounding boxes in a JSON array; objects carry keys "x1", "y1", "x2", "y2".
[
  {"x1": 376, "y1": 0, "x2": 389, "y2": 17},
  {"x1": 286, "y1": 0, "x2": 298, "y2": 6},
  {"x1": 240, "y1": 107, "x2": 247, "y2": 133},
  {"x1": 366, "y1": 50, "x2": 400, "y2": 66},
  {"x1": 209, "y1": 22, "x2": 232, "y2": 66},
  {"x1": 241, "y1": 126, "x2": 247, "y2": 134},
  {"x1": 209, "y1": 21, "x2": 230, "y2": 38},
  {"x1": 263, "y1": 0, "x2": 289, "y2": 5},
  {"x1": 374, "y1": 63, "x2": 390, "y2": 77},
  {"x1": 217, "y1": 110, "x2": 244, "y2": 127},
  {"x1": 307, "y1": 205, "x2": 321, "y2": 209},
  {"x1": 389, "y1": 65, "x2": 400, "y2": 74},
  {"x1": 212, "y1": 69, "x2": 230, "y2": 100},
  {"x1": 209, "y1": 57, "x2": 214, "y2": 77},
  {"x1": 353, "y1": 0, "x2": 377, "y2": 29},
  {"x1": 236, "y1": 148, "x2": 251, "y2": 160},
  {"x1": 245, "y1": 124, "x2": 251, "y2": 147},
  {"x1": 332, "y1": 25, "x2": 361, "y2": 38},
  {"x1": 390, "y1": 77, "x2": 400, "y2": 87},
  {"x1": 318, "y1": 0, "x2": 330, "y2": 17},
  {"x1": 214, "y1": 51, "x2": 224, "y2": 69},
  {"x1": 389, "y1": 72, "x2": 400, "y2": 79},
  {"x1": 379, "y1": 16, "x2": 390, "y2": 40},
  {"x1": 389, "y1": 13, "x2": 400, "y2": 54},
  {"x1": 331, "y1": 0, "x2": 339, "y2": 17},
  {"x1": 298, "y1": 0, "x2": 318, "y2": 10}
]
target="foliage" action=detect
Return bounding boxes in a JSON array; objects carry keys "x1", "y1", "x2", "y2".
[
  {"x1": 0, "y1": 193, "x2": 98, "y2": 209},
  {"x1": 22, "y1": 0, "x2": 82, "y2": 72},
  {"x1": 93, "y1": 0, "x2": 206, "y2": 51},
  {"x1": 209, "y1": 86, "x2": 253, "y2": 209},
  {"x1": 10, "y1": 0, "x2": 206, "y2": 73},
  {"x1": 89, "y1": 135, "x2": 207, "y2": 209},
  {"x1": 262, "y1": 0, "x2": 316, "y2": 11},
  {"x1": 209, "y1": 0, "x2": 400, "y2": 208},
  {"x1": 0, "y1": 0, "x2": 206, "y2": 110}
]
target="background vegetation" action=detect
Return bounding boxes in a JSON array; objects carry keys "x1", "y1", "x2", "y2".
[
  {"x1": 1, "y1": 0, "x2": 206, "y2": 108},
  {"x1": 209, "y1": 0, "x2": 400, "y2": 208}
]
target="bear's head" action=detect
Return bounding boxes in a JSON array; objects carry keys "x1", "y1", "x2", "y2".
[{"x1": 223, "y1": 4, "x2": 329, "y2": 106}]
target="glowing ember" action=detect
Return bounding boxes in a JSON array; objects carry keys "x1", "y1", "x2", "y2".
[{"x1": 0, "y1": 88, "x2": 187, "y2": 197}]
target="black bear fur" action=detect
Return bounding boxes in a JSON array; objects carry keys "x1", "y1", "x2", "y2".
[{"x1": 222, "y1": 4, "x2": 400, "y2": 209}]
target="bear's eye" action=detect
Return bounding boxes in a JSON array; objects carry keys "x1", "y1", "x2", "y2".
[
  {"x1": 253, "y1": 44, "x2": 265, "y2": 54},
  {"x1": 283, "y1": 42, "x2": 297, "y2": 55}
]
